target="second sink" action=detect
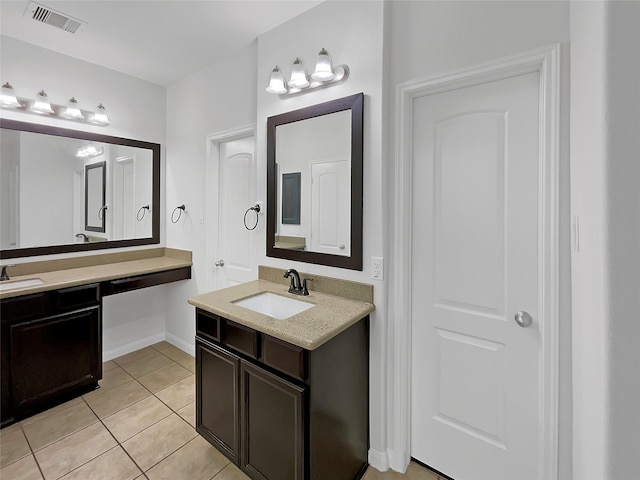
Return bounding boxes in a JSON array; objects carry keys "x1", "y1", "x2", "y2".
[{"x1": 233, "y1": 292, "x2": 314, "y2": 320}]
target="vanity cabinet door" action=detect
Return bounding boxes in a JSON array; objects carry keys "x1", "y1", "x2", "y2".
[
  {"x1": 196, "y1": 339, "x2": 240, "y2": 464},
  {"x1": 240, "y1": 361, "x2": 306, "y2": 480},
  {"x1": 10, "y1": 306, "x2": 101, "y2": 417}
]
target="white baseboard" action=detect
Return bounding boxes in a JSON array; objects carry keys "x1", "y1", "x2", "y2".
[
  {"x1": 368, "y1": 448, "x2": 390, "y2": 473},
  {"x1": 103, "y1": 332, "x2": 166, "y2": 361},
  {"x1": 165, "y1": 333, "x2": 195, "y2": 356}
]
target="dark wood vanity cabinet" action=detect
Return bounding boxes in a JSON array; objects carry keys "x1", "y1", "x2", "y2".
[
  {"x1": 1, "y1": 284, "x2": 102, "y2": 425},
  {"x1": 0, "y1": 265, "x2": 191, "y2": 427},
  {"x1": 195, "y1": 308, "x2": 369, "y2": 480}
]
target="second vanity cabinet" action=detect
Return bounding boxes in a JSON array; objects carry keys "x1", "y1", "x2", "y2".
[
  {"x1": 0, "y1": 262, "x2": 192, "y2": 427},
  {"x1": 195, "y1": 308, "x2": 369, "y2": 480},
  {"x1": 1, "y1": 283, "x2": 102, "y2": 423}
]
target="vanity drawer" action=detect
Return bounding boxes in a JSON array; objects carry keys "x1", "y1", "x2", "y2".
[
  {"x1": 105, "y1": 267, "x2": 191, "y2": 296},
  {"x1": 261, "y1": 335, "x2": 308, "y2": 381},
  {"x1": 55, "y1": 284, "x2": 100, "y2": 312},
  {"x1": 1, "y1": 293, "x2": 50, "y2": 322},
  {"x1": 196, "y1": 309, "x2": 221, "y2": 343},
  {"x1": 223, "y1": 320, "x2": 259, "y2": 360}
]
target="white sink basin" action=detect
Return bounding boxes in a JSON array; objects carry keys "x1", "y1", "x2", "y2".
[
  {"x1": 0, "y1": 278, "x2": 44, "y2": 292},
  {"x1": 233, "y1": 292, "x2": 314, "y2": 320}
]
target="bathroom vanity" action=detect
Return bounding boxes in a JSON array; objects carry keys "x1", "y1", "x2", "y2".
[
  {"x1": 189, "y1": 270, "x2": 374, "y2": 480},
  {"x1": 0, "y1": 248, "x2": 191, "y2": 426}
]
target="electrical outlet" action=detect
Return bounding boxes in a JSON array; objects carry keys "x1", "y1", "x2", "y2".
[{"x1": 371, "y1": 256, "x2": 384, "y2": 280}]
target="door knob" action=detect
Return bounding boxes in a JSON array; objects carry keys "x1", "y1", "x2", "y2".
[
  {"x1": 215, "y1": 259, "x2": 225, "y2": 267},
  {"x1": 514, "y1": 311, "x2": 533, "y2": 328}
]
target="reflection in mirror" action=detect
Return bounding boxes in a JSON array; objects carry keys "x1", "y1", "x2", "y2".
[
  {"x1": 267, "y1": 93, "x2": 363, "y2": 270},
  {"x1": 0, "y1": 119, "x2": 160, "y2": 259},
  {"x1": 85, "y1": 161, "x2": 106, "y2": 233}
]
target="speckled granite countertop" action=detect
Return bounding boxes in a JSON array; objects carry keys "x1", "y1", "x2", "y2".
[
  {"x1": 0, "y1": 248, "x2": 191, "y2": 299},
  {"x1": 188, "y1": 279, "x2": 375, "y2": 350}
]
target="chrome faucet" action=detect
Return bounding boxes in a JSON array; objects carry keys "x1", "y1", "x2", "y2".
[
  {"x1": 75, "y1": 233, "x2": 89, "y2": 242},
  {"x1": 283, "y1": 269, "x2": 313, "y2": 296}
]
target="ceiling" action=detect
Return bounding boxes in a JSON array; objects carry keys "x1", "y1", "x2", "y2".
[{"x1": 0, "y1": 0, "x2": 322, "y2": 86}]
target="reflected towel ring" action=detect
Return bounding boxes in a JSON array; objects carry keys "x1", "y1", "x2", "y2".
[
  {"x1": 98, "y1": 205, "x2": 108, "y2": 220},
  {"x1": 137, "y1": 204, "x2": 150, "y2": 221},
  {"x1": 243, "y1": 204, "x2": 261, "y2": 231},
  {"x1": 171, "y1": 204, "x2": 186, "y2": 224}
]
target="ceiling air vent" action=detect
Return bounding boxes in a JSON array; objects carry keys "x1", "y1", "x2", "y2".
[{"x1": 25, "y1": 2, "x2": 85, "y2": 34}]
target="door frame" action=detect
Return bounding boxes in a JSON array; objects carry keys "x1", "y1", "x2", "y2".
[
  {"x1": 390, "y1": 44, "x2": 560, "y2": 477},
  {"x1": 205, "y1": 125, "x2": 256, "y2": 291}
]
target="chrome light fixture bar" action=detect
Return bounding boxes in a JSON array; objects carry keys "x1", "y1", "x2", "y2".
[
  {"x1": 0, "y1": 82, "x2": 110, "y2": 126},
  {"x1": 266, "y1": 48, "x2": 349, "y2": 97}
]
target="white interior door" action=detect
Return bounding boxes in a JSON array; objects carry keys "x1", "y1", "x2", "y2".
[
  {"x1": 214, "y1": 135, "x2": 256, "y2": 288},
  {"x1": 410, "y1": 71, "x2": 541, "y2": 479},
  {"x1": 310, "y1": 159, "x2": 350, "y2": 256}
]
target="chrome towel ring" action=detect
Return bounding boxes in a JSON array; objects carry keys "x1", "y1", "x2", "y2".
[
  {"x1": 171, "y1": 204, "x2": 186, "y2": 223},
  {"x1": 243, "y1": 204, "x2": 261, "y2": 231}
]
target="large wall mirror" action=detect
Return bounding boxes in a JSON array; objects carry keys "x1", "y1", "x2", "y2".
[
  {"x1": 267, "y1": 93, "x2": 363, "y2": 270},
  {"x1": 0, "y1": 119, "x2": 160, "y2": 259}
]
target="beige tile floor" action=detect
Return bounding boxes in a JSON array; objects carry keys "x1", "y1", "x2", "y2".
[{"x1": 0, "y1": 342, "x2": 443, "y2": 480}]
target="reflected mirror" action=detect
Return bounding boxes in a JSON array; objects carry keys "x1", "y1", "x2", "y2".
[
  {"x1": 0, "y1": 119, "x2": 160, "y2": 258},
  {"x1": 85, "y1": 161, "x2": 106, "y2": 232},
  {"x1": 267, "y1": 93, "x2": 363, "y2": 270}
]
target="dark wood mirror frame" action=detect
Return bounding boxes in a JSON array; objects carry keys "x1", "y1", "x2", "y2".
[
  {"x1": 0, "y1": 119, "x2": 160, "y2": 259},
  {"x1": 267, "y1": 93, "x2": 364, "y2": 270}
]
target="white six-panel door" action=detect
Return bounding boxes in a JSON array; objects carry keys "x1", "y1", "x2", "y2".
[{"x1": 410, "y1": 71, "x2": 541, "y2": 479}]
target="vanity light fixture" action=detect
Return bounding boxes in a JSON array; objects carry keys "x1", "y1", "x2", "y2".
[
  {"x1": 0, "y1": 82, "x2": 21, "y2": 108},
  {"x1": 61, "y1": 97, "x2": 84, "y2": 119},
  {"x1": 0, "y1": 82, "x2": 111, "y2": 126},
  {"x1": 31, "y1": 90, "x2": 55, "y2": 114},
  {"x1": 266, "y1": 48, "x2": 349, "y2": 97},
  {"x1": 76, "y1": 144, "x2": 104, "y2": 158}
]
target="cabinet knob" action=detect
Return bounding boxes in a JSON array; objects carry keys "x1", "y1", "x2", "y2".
[{"x1": 215, "y1": 259, "x2": 225, "y2": 267}]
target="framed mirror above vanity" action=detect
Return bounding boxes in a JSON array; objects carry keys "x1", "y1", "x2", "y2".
[
  {"x1": 267, "y1": 93, "x2": 364, "y2": 270},
  {"x1": 0, "y1": 119, "x2": 160, "y2": 258}
]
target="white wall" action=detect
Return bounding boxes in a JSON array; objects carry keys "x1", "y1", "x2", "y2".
[
  {"x1": 0, "y1": 36, "x2": 169, "y2": 360},
  {"x1": 164, "y1": 43, "x2": 258, "y2": 353},
  {"x1": 570, "y1": 2, "x2": 640, "y2": 479},
  {"x1": 387, "y1": 0, "x2": 572, "y2": 475}
]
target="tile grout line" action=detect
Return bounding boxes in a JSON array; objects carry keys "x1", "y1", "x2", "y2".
[
  {"x1": 82, "y1": 396, "x2": 146, "y2": 478},
  {"x1": 82, "y1": 357, "x2": 198, "y2": 477},
  {"x1": 15, "y1": 425, "x2": 46, "y2": 480}
]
